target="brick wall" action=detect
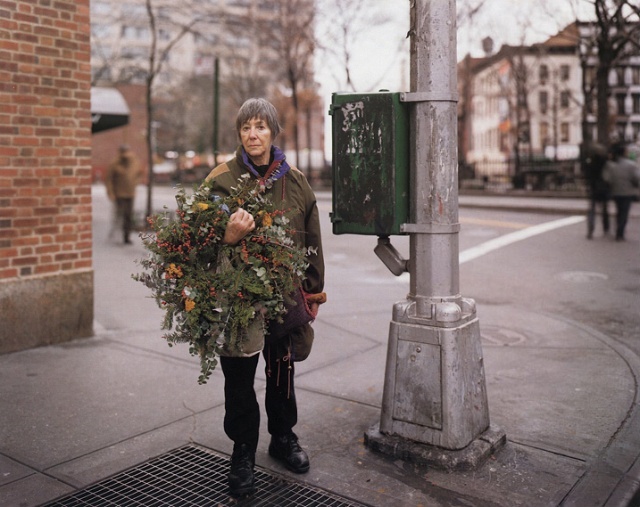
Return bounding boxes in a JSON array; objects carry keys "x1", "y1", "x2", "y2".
[{"x1": 0, "y1": 0, "x2": 94, "y2": 353}]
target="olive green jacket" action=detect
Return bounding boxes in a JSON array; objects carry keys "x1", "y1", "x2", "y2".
[{"x1": 205, "y1": 147, "x2": 325, "y2": 358}]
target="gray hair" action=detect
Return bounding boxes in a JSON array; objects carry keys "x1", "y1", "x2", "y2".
[{"x1": 235, "y1": 98, "x2": 282, "y2": 140}]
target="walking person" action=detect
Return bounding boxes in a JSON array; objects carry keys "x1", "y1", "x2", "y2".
[
  {"x1": 204, "y1": 98, "x2": 325, "y2": 497},
  {"x1": 584, "y1": 142, "x2": 610, "y2": 239},
  {"x1": 603, "y1": 142, "x2": 640, "y2": 241},
  {"x1": 105, "y1": 144, "x2": 142, "y2": 244}
]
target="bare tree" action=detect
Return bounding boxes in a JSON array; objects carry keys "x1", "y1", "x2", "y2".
[
  {"x1": 90, "y1": 0, "x2": 216, "y2": 217},
  {"x1": 316, "y1": 0, "x2": 396, "y2": 92},
  {"x1": 457, "y1": 0, "x2": 487, "y2": 26},
  {"x1": 591, "y1": 0, "x2": 640, "y2": 143},
  {"x1": 141, "y1": 0, "x2": 212, "y2": 218},
  {"x1": 254, "y1": 0, "x2": 316, "y2": 172}
]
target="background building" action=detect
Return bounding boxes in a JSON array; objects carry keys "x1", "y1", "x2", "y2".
[
  {"x1": 577, "y1": 21, "x2": 640, "y2": 144},
  {"x1": 458, "y1": 22, "x2": 640, "y2": 186},
  {"x1": 89, "y1": 0, "x2": 326, "y2": 182}
]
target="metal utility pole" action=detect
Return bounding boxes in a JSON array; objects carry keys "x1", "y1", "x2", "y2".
[{"x1": 365, "y1": 0, "x2": 505, "y2": 469}]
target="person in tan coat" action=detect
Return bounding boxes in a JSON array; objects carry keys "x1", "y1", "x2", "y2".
[{"x1": 105, "y1": 145, "x2": 142, "y2": 244}]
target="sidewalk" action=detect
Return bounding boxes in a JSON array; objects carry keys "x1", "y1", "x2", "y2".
[{"x1": 0, "y1": 188, "x2": 639, "y2": 506}]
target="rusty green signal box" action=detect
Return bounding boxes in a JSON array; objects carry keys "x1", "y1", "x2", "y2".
[{"x1": 330, "y1": 92, "x2": 410, "y2": 236}]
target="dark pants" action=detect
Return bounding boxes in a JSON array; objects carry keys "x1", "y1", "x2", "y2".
[
  {"x1": 613, "y1": 196, "x2": 634, "y2": 240},
  {"x1": 587, "y1": 196, "x2": 609, "y2": 237},
  {"x1": 115, "y1": 197, "x2": 134, "y2": 242},
  {"x1": 220, "y1": 340, "x2": 297, "y2": 452}
]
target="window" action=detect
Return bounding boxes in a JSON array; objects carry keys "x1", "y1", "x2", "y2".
[
  {"x1": 259, "y1": 1, "x2": 276, "y2": 11},
  {"x1": 586, "y1": 94, "x2": 595, "y2": 115},
  {"x1": 632, "y1": 67, "x2": 640, "y2": 85},
  {"x1": 539, "y1": 64, "x2": 549, "y2": 85},
  {"x1": 560, "y1": 64, "x2": 570, "y2": 81},
  {"x1": 560, "y1": 90, "x2": 570, "y2": 109},
  {"x1": 633, "y1": 94, "x2": 640, "y2": 115},
  {"x1": 92, "y1": 1, "x2": 111, "y2": 16},
  {"x1": 122, "y1": 4, "x2": 146, "y2": 17},
  {"x1": 540, "y1": 121, "x2": 549, "y2": 146},
  {"x1": 616, "y1": 67, "x2": 625, "y2": 85},
  {"x1": 91, "y1": 22, "x2": 110, "y2": 38},
  {"x1": 585, "y1": 66, "x2": 596, "y2": 88},
  {"x1": 560, "y1": 123, "x2": 570, "y2": 143},
  {"x1": 539, "y1": 91, "x2": 548, "y2": 114},
  {"x1": 617, "y1": 93, "x2": 626, "y2": 115}
]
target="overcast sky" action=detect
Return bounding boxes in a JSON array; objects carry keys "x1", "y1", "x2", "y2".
[
  {"x1": 315, "y1": 0, "x2": 595, "y2": 98},
  {"x1": 314, "y1": 0, "x2": 596, "y2": 160}
]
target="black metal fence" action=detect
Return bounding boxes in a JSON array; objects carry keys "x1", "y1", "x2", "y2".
[{"x1": 460, "y1": 158, "x2": 587, "y2": 192}]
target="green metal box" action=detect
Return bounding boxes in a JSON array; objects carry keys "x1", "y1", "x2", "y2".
[{"x1": 330, "y1": 92, "x2": 410, "y2": 236}]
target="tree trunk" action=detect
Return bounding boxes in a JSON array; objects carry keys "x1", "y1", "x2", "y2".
[{"x1": 595, "y1": 59, "x2": 610, "y2": 144}]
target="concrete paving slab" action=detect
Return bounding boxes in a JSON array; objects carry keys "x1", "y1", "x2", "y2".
[
  {"x1": 296, "y1": 343, "x2": 386, "y2": 407},
  {"x1": 0, "y1": 473, "x2": 73, "y2": 507},
  {"x1": 0, "y1": 336, "x2": 227, "y2": 469},
  {"x1": 0, "y1": 455, "x2": 32, "y2": 487},
  {"x1": 484, "y1": 345, "x2": 631, "y2": 459},
  {"x1": 302, "y1": 320, "x2": 382, "y2": 368},
  {"x1": 315, "y1": 311, "x2": 395, "y2": 347},
  {"x1": 268, "y1": 390, "x2": 585, "y2": 507},
  {"x1": 46, "y1": 417, "x2": 198, "y2": 489},
  {"x1": 427, "y1": 442, "x2": 585, "y2": 507},
  {"x1": 478, "y1": 305, "x2": 634, "y2": 460}
]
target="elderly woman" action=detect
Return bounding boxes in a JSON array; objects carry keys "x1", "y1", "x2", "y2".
[{"x1": 205, "y1": 98, "x2": 325, "y2": 497}]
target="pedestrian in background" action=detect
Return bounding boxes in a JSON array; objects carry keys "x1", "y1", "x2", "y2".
[
  {"x1": 584, "y1": 142, "x2": 610, "y2": 239},
  {"x1": 204, "y1": 98, "x2": 325, "y2": 497},
  {"x1": 105, "y1": 144, "x2": 142, "y2": 244},
  {"x1": 603, "y1": 142, "x2": 640, "y2": 241}
]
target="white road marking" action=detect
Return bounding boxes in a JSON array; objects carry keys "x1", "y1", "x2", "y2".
[
  {"x1": 459, "y1": 215, "x2": 585, "y2": 264},
  {"x1": 395, "y1": 215, "x2": 585, "y2": 282}
]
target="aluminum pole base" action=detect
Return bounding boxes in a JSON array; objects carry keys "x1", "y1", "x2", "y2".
[
  {"x1": 365, "y1": 298, "x2": 506, "y2": 469},
  {"x1": 365, "y1": 423, "x2": 506, "y2": 471}
]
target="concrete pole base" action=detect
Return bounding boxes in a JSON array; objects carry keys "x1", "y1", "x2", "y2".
[{"x1": 364, "y1": 423, "x2": 507, "y2": 472}]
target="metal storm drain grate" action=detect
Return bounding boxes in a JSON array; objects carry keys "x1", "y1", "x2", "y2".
[{"x1": 43, "y1": 444, "x2": 369, "y2": 507}]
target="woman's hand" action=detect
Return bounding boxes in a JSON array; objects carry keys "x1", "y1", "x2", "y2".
[{"x1": 223, "y1": 208, "x2": 255, "y2": 245}]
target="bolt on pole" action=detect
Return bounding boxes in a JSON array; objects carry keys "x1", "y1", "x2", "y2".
[{"x1": 365, "y1": 0, "x2": 505, "y2": 470}]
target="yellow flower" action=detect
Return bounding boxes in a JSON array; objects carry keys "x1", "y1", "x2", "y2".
[
  {"x1": 166, "y1": 263, "x2": 183, "y2": 278},
  {"x1": 196, "y1": 202, "x2": 209, "y2": 211},
  {"x1": 185, "y1": 299, "x2": 196, "y2": 312},
  {"x1": 262, "y1": 213, "x2": 272, "y2": 227}
]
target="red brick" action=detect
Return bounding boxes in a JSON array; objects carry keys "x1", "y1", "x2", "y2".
[
  {"x1": 0, "y1": 247, "x2": 18, "y2": 258},
  {"x1": 35, "y1": 264, "x2": 59, "y2": 275},
  {"x1": 0, "y1": 268, "x2": 18, "y2": 278},
  {"x1": 12, "y1": 255, "x2": 37, "y2": 266}
]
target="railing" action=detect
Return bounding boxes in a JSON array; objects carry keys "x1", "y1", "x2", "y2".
[{"x1": 461, "y1": 158, "x2": 587, "y2": 193}]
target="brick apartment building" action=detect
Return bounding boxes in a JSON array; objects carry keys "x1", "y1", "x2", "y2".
[{"x1": 0, "y1": 0, "x2": 94, "y2": 353}]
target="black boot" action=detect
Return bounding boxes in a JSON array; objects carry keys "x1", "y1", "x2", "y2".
[
  {"x1": 228, "y1": 443, "x2": 255, "y2": 497},
  {"x1": 268, "y1": 432, "x2": 310, "y2": 474}
]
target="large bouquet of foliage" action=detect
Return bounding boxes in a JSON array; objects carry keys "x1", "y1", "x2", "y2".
[{"x1": 133, "y1": 173, "x2": 310, "y2": 384}]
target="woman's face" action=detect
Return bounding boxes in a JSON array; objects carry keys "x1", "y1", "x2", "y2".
[{"x1": 240, "y1": 117, "x2": 272, "y2": 166}]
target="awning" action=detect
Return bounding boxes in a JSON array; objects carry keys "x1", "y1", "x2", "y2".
[{"x1": 91, "y1": 87, "x2": 130, "y2": 133}]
